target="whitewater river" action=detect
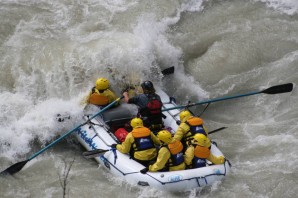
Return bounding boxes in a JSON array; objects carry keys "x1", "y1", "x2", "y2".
[{"x1": 1, "y1": 0, "x2": 298, "y2": 197}]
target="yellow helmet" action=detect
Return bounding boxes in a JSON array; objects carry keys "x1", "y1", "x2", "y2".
[
  {"x1": 157, "y1": 130, "x2": 172, "y2": 144},
  {"x1": 179, "y1": 110, "x2": 191, "y2": 121},
  {"x1": 95, "y1": 78, "x2": 109, "y2": 90},
  {"x1": 192, "y1": 134, "x2": 208, "y2": 147},
  {"x1": 130, "y1": 118, "x2": 143, "y2": 128}
]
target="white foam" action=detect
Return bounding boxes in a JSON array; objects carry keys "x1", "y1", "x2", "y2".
[{"x1": 256, "y1": 0, "x2": 298, "y2": 15}]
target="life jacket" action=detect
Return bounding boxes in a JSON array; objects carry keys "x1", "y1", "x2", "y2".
[
  {"x1": 192, "y1": 145, "x2": 210, "y2": 168},
  {"x1": 184, "y1": 117, "x2": 207, "y2": 142},
  {"x1": 166, "y1": 140, "x2": 184, "y2": 168},
  {"x1": 89, "y1": 87, "x2": 109, "y2": 106},
  {"x1": 131, "y1": 127, "x2": 155, "y2": 152},
  {"x1": 147, "y1": 94, "x2": 162, "y2": 115},
  {"x1": 114, "y1": 128, "x2": 129, "y2": 142},
  {"x1": 140, "y1": 94, "x2": 163, "y2": 126}
]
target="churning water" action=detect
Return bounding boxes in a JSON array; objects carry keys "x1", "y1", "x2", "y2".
[{"x1": 1, "y1": 0, "x2": 298, "y2": 197}]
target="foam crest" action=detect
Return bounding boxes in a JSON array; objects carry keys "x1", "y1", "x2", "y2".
[
  {"x1": 0, "y1": 95, "x2": 83, "y2": 159},
  {"x1": 256, "y1": 0, "x2": 298, "y2": 15}
]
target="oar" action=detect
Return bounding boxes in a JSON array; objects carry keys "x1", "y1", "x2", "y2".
[
  {"x1": 162, "y1": 83, "x2": 293, "y2": 111},
  {"x1": 82, "y1": 149, "x2": 111, "y2": 158},
  {"x1": 208, "y1": 127, "x2": 227, "y2": 135},
  {"x1": 1, "y1": 97, "x2": 123, "y2": 175},
  {"x1": 161, "y1": 66, "x2": 174, "y2": 76}
]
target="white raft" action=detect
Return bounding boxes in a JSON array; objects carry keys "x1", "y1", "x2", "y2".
[{"x1": 74, "y1": 89, "x2": 231, "y2": 192}]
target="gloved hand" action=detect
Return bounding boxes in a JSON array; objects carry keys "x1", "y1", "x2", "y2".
[
  {"x1": 186, "y1": 140, "x2": 192, "y2": 147},
  {"x1": 140, "y1": 167, "x2": 149, "y2": 174},
  {"x1": 111, "y1": 144, "x2": 118, "y2": 149},
  {"x1": 218, "y1": 156, "x2": 225, "y2": 164}
]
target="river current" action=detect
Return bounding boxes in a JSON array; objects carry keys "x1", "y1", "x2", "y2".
[{"x1": 1, "y1": 0, "x2": 298, "y2": 197}]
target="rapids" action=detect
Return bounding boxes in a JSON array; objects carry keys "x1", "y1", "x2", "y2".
[{"x1": 1, "y1": 0, "x2": 298, "y2": 197}]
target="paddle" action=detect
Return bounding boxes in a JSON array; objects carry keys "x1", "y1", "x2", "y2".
[
  {"x1": 1, "y1": 97, "x2": 123, "y2": 175},
  {"x1": 208, "y1": 127, "x2": 227, "y2": 135},
  {"x1": 162, "y1": 83, "x2": 293, "y2": 111},
  {"x1": 82, "y1": 149, "x2": 111, "y2": 158},
  {"x1": 161, "y1": 66, "x2": 174, "y2": 76}
]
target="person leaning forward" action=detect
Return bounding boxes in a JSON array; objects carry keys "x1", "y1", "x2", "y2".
[
  {"x1": 86, "y1": 77, "x2": 118, "y2": 106},
  {"x1": 111, "y1": 118, "x2": 160, "y2": 167},
  {"x1": 184, "y1": 134, "x2": 225, "y2": 169},
  {"x1": 141, "y1": 130, "x2": 185, "y2": 173},
  {"x1": 122, "y1": 81, "x2": 164, "y2": 133},
  {"x1": 174, "y1": 110, "x2": 211, "y2": 149}
]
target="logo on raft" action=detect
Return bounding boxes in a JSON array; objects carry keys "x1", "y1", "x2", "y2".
[
  {"x1": 168, "y1": 174, "x2": 183, "y2": 182},
  {"x1": 77, "y1": 128, "x2": 97, "y2": 150},
  {"x1": 213, "y1": 169, "x2": 221, "y2": 174}
]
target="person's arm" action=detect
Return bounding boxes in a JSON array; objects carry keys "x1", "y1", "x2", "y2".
[
  {"x1": 149, "y1": 147, "x2": 170, "y2": 172},
  {"x1": 106, "y1": 89, "x2": 118, "y2": 103},
  {"x1": 207, "y1": 154, "x2": 225, "y2": 164},
  {"x1": 150, "y1": 132, "x2": 161, "y2": 145},
  {"x1": 173, "y1": 123, "x2": 189, "y2": 141},
  {"x1": 122, "y1": 91, "x2": 130, "y2": 103},
  {"x1": 184, "y1": 145, "x2": 194, "y2": 166},
  {"x1": 116, "y1": 133, "x2": 133, "y2": 153},
  {"x1": 203, "y1": 125, "x2": 209, "y2": 136}
]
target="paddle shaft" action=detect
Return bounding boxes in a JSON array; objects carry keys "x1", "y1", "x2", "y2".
[
  {"x1": 162, "y1": 90, "x2": 261, "y2": 111},
  {"x1": 208, "y1": 127, "x2": 227, "y2": 135},
  {"x1": 29, "y1": 97, "x2": 122, "y2": 160},
  {"x1": 162, "y1": 83, "x2": 293, "y2": 112},
  {"x1": 1, "y1": 97, "x2": 122, "y2": 175}
]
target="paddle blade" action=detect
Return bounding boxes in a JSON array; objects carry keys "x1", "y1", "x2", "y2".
[
  {"x1": 262, "y1": 83, "x2": 293, "y2": 94},
  {"x1": 1, "y1": 160, "x2": 29, "y2": 175},
  {"x1": 82, "y1": 149, "x2": 109, "y2": 159},
  {"x1": 161, "y1": 66, "x2": 174, "y2": 76}
]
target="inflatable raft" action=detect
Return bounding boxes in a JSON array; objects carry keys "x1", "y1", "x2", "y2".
[{"x1": 74, "y1": 88, "x2": 231, "y2": 192}]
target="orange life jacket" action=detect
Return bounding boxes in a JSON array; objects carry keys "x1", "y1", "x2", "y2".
[
  {"x1": 184, "y1": 117, "x2": 207, "y2": 142},
  {"x1": 192, "y1": 145, "x2": 210, "y2": 168},
  {"x1": 167, "y1": 140, "x2": 184, "y2": 167},
  {"x1": 131, "y1": 127, "x2": 154, "y2": 151},
  {"x1": 194, "y1": 145, "x2": 210, "y2": 159},
  {"x1": 89, "y1": 93, "x2": 109, "y2": 106},
  {"x1": 88, "y1": 87, "x2": 109, "y2": 106}
]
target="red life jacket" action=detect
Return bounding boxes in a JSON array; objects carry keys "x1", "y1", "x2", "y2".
[{"x1": 146, "y1": 94, "x2": 162, "y2": 115}]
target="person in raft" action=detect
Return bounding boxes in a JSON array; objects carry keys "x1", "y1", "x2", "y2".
[
  {"x1": 174, "y1": 110, "x2": 211, "y2": 149},
  {"x1": 86, "y1": 77, "x2": 118, "y2": 106},
  {"x1": 184, "y1": 133, "x2": 225, "y2": 169},
  {"x1": 111, "y1": 118, "x2": 160, "y2": 167},
  {"x1": 122, "y1": 80, "x2": 164, "y2": 133},
  {"x1": 140, "y1": 130, "x2": 185, "y2": 174}
]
